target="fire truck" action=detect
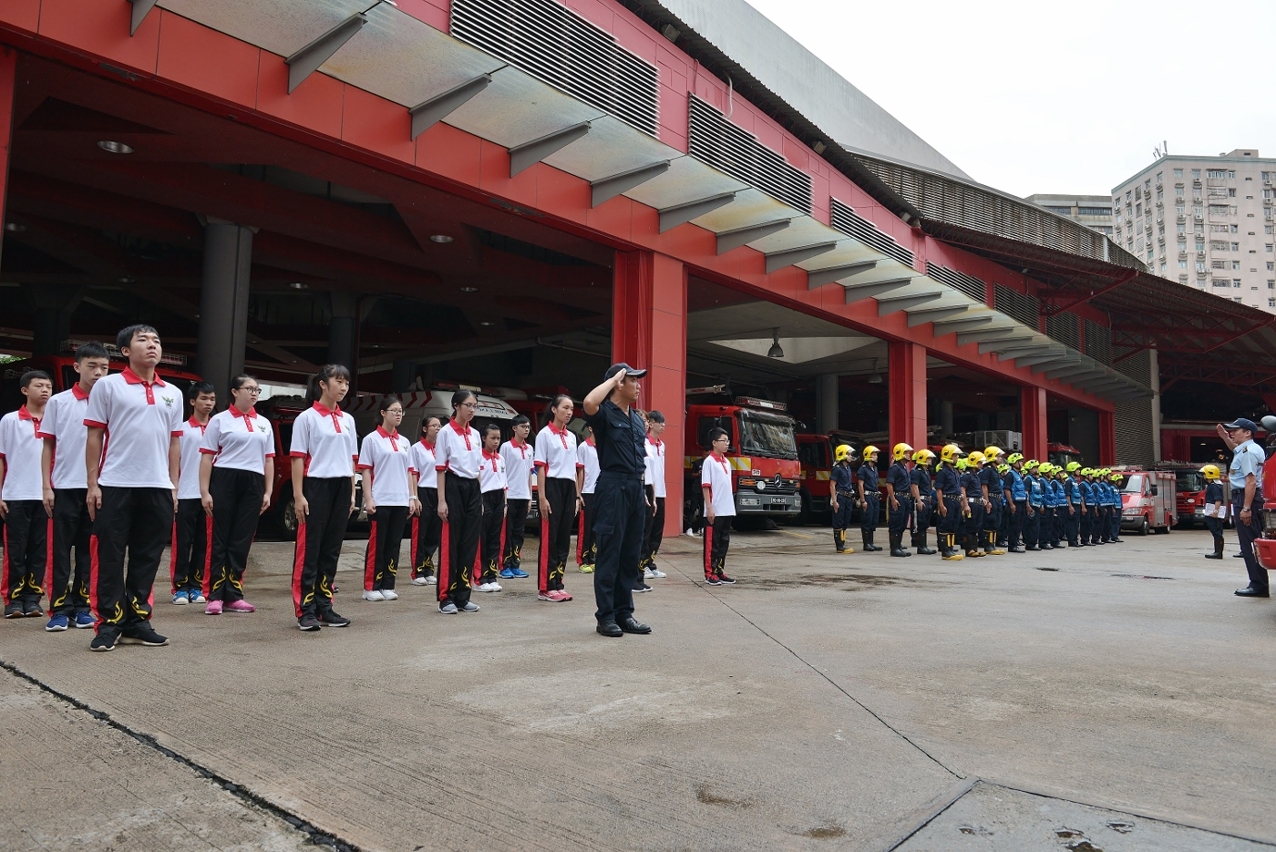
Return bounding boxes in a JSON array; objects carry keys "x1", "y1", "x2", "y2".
[
  {"x1": 0, "y1": 342, "x2": 203, "y2": 415},
  {"x1": 795, "y1": 430, "x2": 865, "y2": 525},
  {"x1": 684, "y1": 392, "x2": 801, "y2": 529}
]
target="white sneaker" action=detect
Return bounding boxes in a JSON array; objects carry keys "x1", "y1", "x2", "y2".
[
  {"x1": 477, "y1": 581, "x2": 502, "y2": 592},
  {"x1": 438, "y1": 602, "x2": 458, "y2": 614},
  {"x1": 426, "y1": 575, "x2": 438, "y2": 585},
  {"x1": 461, "y1": 602, "x2": 480, "y2": 612},
  {"x1": 362, "y1": 590, "x2": 385, "y2": 601},
  {"x1": 646, "y1": 567, "x2": 667, "y2": 579},
  {"x1": 381, "y1": 589, "x2": 399, "y2": 601},
  {"x1": 411, "y1": 575, "x2": 431, "y2": 586}
]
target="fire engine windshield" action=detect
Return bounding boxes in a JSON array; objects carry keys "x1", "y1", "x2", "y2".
[
  {"x1": 737, "y1": 410, "x2": 798, "y2": 460},
  {"x1": 1120, "y1": 474, "x2": 1144, "y2": 493}
]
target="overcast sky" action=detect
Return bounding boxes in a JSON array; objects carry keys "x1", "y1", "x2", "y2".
[{"x1": 744, "y1": 0, "x2": 1276, "y2": 199}]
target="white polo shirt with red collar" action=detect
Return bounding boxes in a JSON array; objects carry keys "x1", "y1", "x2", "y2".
[
  {"x1": 434, "y1": 418, "x2": 482, "y2": 480},
  {"x1": 201, "y1": 407, "x2": 273, "y2": 476},
  {"x1": 646, "y1": 435, "x2": 667, "y2": 498},
  {"x1": 478, "y1": 449, "x2": 507, "y2": 494},
  {"x1": 177, "y1": 416, "x2": 209, "y2": 500},
  {"x1": 84, "y1": 368, "x2": 183, "y2": 490},
  {"x1": 534, "y1": 423, "x2": 579, "y2": 481},
  {"x1": 358, "y1": 426, "x2": 414, "y2": 507},
  {"x1": 701, "y1": 452, "x2": 736, "y2": 518},
  {"x1": 0, "y1": 405, "x2": 47, "y2": 501},
  {"x1": 499, "y1": 438, "x2": 534, "y2": 500},
  {"x1": 409, "y1": 440, "x2": 438, "y2": 491},
  {"x1": 577, "y1": 438, "x2": 600, "y2": 495},
  {"x1": 39, "y1": 384, "x2": 92, "y2": 491},
  {"x1": 290, "y1": 402, "x2": 358, "y2": 479}
]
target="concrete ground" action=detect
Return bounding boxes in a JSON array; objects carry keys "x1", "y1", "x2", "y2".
[{"x1": 2, "y1": 526, "x2": 1275, "y2": 851}]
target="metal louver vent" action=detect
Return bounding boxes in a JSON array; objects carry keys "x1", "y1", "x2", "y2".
[
  {"x1": 1045, "y1": 313, "x2": 1079, "y2": 349},
  {"x1": 926, "y1": 262, "x2": 987, "y2": 303},
  {"x1": 829, "y1": 199, "x2": 915, "y2": 267},
  {"x1": 688, "y1": 96, "x2": 812, "y2": 213},
  {"x1": 993, "y1": 284, "x2": 1040, "y2": 328},
  {"x1": 451, "y1": 0, "x2": 659, "y2": 135},
  {"x1": 1084, "y1": 319, "x2": 1112, "y2": 366}
]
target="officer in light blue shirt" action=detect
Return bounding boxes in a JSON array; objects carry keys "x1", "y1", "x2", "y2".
[{"x1": 1218, "y1": 417, "x2": 1268, "y2": 597}]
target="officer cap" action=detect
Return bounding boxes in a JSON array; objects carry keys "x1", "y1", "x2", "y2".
[
  {"x1": 1222, "y1": 417, "x2": 1257, "y2": 433},
  {"x1": 604, "y1": 363, "x2": 648, "y2": 380}
]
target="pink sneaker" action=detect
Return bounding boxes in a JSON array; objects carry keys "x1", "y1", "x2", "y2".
[
  {"x1": 557, "y1": 589, "x2": 573, "y2": 601},
  {"x1": 538, "y1": 590, "x2": 567, "y2": 602},
  {"x1": 204, "y1": 600, "x2": 223, "y2": 615},
  {"x1": 226, "y1": 600, "x2": 256, "y2": 613}
]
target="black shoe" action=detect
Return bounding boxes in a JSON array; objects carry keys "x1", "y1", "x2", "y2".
[
  {"x1": 704, "y1": 576, "x2": 722, "y2": 586},
  {"x1": 1009, "y1": 546, "x2": 1026, "y2": 554},
  {"x1": 1235, "y1": 586, "x2": 1270, "y2": 597},
  {"x1": 1204, "y1": 552, "x2": 1224, "y2": 560},
  {"x1": 631, "y1": 583, "x2": 652, "y2": 593},
  {"x1": 917, "y1": 547, "x2": 938, "y2": 555},
  {"x1": 1025, "y1": 545, "x2": 1039, "y2": 551},
  {"x1": 23, "y1": 601, "x2": 44, "y2": 617},
  {"x1": 298, "y1": 614, "x2": 322, "y2": 631},
  {"x1": 118, "y1": 624, "x2": 168, "y2": 647},
  {"x1": 596, "y1": 621, "x2": 623, "y2": 637},
  {"x1": 4, "y1": 603, "x2": 22, "y2": 619},
  {"x1": 717, "y1": 574, "x2": 736, "y2": 584},
  {"x1": 619, "y1": 617, "x2": 651, "y2": 634},
  {"x1": 319, "y1": 610, "x2": 351, "y2": 627}
]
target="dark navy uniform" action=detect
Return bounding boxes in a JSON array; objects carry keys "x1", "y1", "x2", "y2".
[
  {"x1": 885, "y1": 460, "x2": 913, "y2": 556},
  {"x1": 1204, "y1": 480, "x2": 1224, "y2": 556},
  {"x1": 582, "y1": 398, "x2": 648, "y2": 627},
  {"x1": 935, "y1": 463, "x2": 964, "y2": 556},
  {"x1": 830, "y1": 462, "x2": 855, "y2": 552},
  {"x1": 979, "y1": 465, "x2": 1004, "y2": 553},
  {"x1": 858, "y1": 462, "x2": 881, "y2": 550},
  {"x1": 910, "y1": 465, "x2": 935, "y2": 554},
  {"x1": 961, "y1": 468, "x2": 985, "y2": 555}
]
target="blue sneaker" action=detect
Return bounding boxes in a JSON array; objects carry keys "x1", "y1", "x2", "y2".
[
  {"x1": 73, "y1": 611, "x2": 96, "y2": 629},
  {"x1": 45, "y1": 613, "x2": 69, "y2": 632},
  {"x1": 510, "y1": 568, "x2": 529, "y2": 578},
  {"x1": 189, "y1": 588, "x2": 206, "y2": 604},
  {"x1": 499, "y1": 567, "x2": 517, "y2": 580},
  {"x1": 172, "y1": 590, "x2": 189, "y2": 606}
]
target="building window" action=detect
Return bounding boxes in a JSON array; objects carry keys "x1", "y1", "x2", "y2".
[
  {"x1": 1268, "y1": 280, "x2": 1275, "y2": 289},
  {"x1": 1192, "y1": 169, "x2": 1201, "y2": 178},
  {"x1": 1174, "y1": 168, "x2": 1184, "y2": 178},
  {"x1": 1077, "y1": 206, "x2": 1111, "y2": 216},
  {"x1": 1235, "y1": 297, "x2": 1244, "y2": 302},
  {"x1": 1268, "y1": 244, "x2": 1274, "y2": 252},
  {"x1": 1232, "y1": 242, "x2": 1241, "y2": 251},
  {"x1": 1234, "y1": 279, "x2": 1244, "y2": 287},
  {"x1": 1268, "y1": 298, "x2": 1275, "y2": 307},
  {"x1": 1233, "y1": 261, "x2": 1242, "y2": 270},
  {"x1": 1174, "y1": 186, "x2": 1185, "y2": 196}
]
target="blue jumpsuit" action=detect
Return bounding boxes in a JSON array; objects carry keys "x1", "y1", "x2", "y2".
[
  {"x1": 935, "y1": 463, "x2": 963, "y2": 554},
  {"x1": 1065, "y1": 477, "x2": 1082, "y2": 545},
  {"x1": 859, "y1": 463, "x2": 881, "y2": 547},
  {"x1": 830, "y1": 462, "x2": 855, "y2": 551},
  {"x1": 962, "y1": 469, "x2": 985, "y2": 554},
  {"x1": 911, "y1": 465, "x2": 935, "y2": 551},
  {"x1": 1109, "y1": 481, "x2": 1124, "y2": 541},
  {"x1": 885, "y1": 461, "x2": 913, "y2": 545}
]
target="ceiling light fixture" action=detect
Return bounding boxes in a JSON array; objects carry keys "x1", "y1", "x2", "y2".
[
  {"x1": 766, "y1": 328, "x2": 784, "y2": 359},
  {"x1": 4, "y1": 222, "x2": 25, "y2": 233},
  {"x1": 460, "y1": 286, "x2": 478, "y2": 293},
  {"x1": 97, "y1": 140, "x2": 134, "y2": 154},
  {"x1": 868, "y1": 358, "x2": 883, "y2": 384},
  {"x1": 479, "y1": 321, "x2": 496, "y2": 327},
  {"x1": 289, "y1": 281, "x2": 308, "y2": 290},
  {"x1": 429, "y1": 234, "x2": 454, "y2": 244}
]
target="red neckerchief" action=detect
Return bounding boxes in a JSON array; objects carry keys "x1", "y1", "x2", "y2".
[
  {"x1": 449, "y1": 418, "x2": 472, "y2": 450},
  {"x1": 17, "y1": 404, "x2": 41, "y2": 434},
  {"x1": 71, "y1": 384, "x2": 90, "y2": 401},
  {"x1": 549, "y1": 422, "x2": 570, "y2": 449},
  {"x1": 312, "y1": 401, "x2": 343, "y2": 432},
  {"x1": 122, "y1": 366, "x2": 165, "y2": 405},
  {"x1": 230, "y1": 406, "x2": 257, "y2": 432},
  {"x1": 376, "y1": 425, "x2": 400, "y2": 450},
  {"x1": 483, "y1": 448, "x2": 501, "y2": 472},
  {"x1": 187, "y1": 416, "x2": 208, "y2": 435}
]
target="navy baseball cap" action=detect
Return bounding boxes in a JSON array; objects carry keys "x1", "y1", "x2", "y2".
[
  {"x1": 1223, "y1": 417, "x2": 1258, "y2": 432},
  {"x1": 604, "y1": 362, "x2": 647, "y2": 380}
]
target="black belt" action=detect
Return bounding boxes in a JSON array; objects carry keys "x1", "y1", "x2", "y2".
[
  {"x1": 836, "y1": 490, "x2": 856, "y2": 497},
  {"x1": 599, "y1": 471, "x2": 645, "y2": 481}
]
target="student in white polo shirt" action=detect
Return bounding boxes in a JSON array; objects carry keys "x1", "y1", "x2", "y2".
[
  {"x1": 641, "y1": 410, "x2": 668, "y2": 581},
  {"x1": 171, "y1": 381, "x2": 215, "y2": 605},
  {"x1": 40, "y1": 342, "x2": 111, "y2": 631},
  {"x1": 434, "y1": 390, "x2": 484, "y2": 614},
  {"x1": 499, "y1": 414, "x2": 533, "y2": 580},
  {"x1": 575, "y1": 424, "x2": 599, "y2": 573},
  {"x1": 535, "y1": 395, "x2": 581, "y2": 603},
  {"x1": 199, "y1": 375, "x2": 274, "y2": 615},
  {"x1": 700, "y1": 427, "x2": 737, "y2": 587},
  {"x1": 409, "y1": 415, "x2": 442, "y2": 586},
  {"x1": 358, "y1": 395, "x2": 417, "y2": 602},
  {"x1": 1, "y1": 370, "x2": 54, "y2": 619},
  {"x1": 84, "y1": 325, "x2": 183, "y2": 651},
  {"x1": 475, "y1": 422, "x2": 507, "y2": 593},
  {"x1": 290, "y1": 364, "x2": 358, "y2": 632}
]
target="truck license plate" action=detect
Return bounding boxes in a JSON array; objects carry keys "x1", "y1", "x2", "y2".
[{"x1": 769, "y1": 498, "x2": 788, "y2": 508}]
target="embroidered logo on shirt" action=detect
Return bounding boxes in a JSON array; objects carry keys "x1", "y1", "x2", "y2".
[{"x1": 161, "y1": 396, "x2": 175, "y2": 407}]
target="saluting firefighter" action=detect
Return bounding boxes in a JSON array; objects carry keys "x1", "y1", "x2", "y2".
[
  {"x1": 1003, "y1": 452, "x2": 1028, "y2": 553},
  {"x1": 1022, "y1": 460, "x2": 1045, "y2": 551},
  {"x1": 1216, "y1": 417, "x2": 1267, "y2": 598},
  {"x1": 961, "y1": 453, "x2": 987, "y2": 557},
  {"x1": 884, "y1": 443, "x2": 914, "y2": 558},
  {"x1": 910, "y1": 449, "x2": 938, "y2": 555},
  {"x1": 857, "y1": 445, "x2": 882, "y2": 551},
  {"x1": 934, "y1": 444, "x2": 966, "y2": 561},
  {"x1": 1108, "y1": 470, "x2": 1125, "y2": 543},
  {"x1": 980, "y1": 447, "x2": 1007, "y2": 556},
  {"x1": 829, "y1": 444, "x2": 856, "y2": 554}
]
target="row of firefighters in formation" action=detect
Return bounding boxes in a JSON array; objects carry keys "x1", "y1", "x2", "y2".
[{"x1": 828, "y1": 442, "x2": 1129, "y2": 560}]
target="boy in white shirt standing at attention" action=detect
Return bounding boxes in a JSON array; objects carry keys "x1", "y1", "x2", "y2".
[
  {"x1": 700, "y1": 427, "x2": 736, "y2": 587},
  {"x1": 499, "y1": 415, "x2": 533, "y2": 580},
  {"x1": 171, "y1": 381, "x2": 216, "y2": 605},
  {"x1": 84, "y1": 325, "x2": 183, "y2": 651},
  {"x1": 576, "y1": 424, "x2": 599, "y2": 573},
  {"x1": 1, "y1": 370, "x2": 54, "y2": 618},
  {"x1": 641, "y1": 411, "x2": 668, "y2": 580}
]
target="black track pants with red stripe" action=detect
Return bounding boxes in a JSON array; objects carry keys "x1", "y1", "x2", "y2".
[
  {"x1": 439, "y1": 474, "x2": 480, "y2": 607},
  {"x1": 410, "y1": 486, "x2": 440, "y2": 579},
  {"x1": 49, "y1": 488, "x2": 92, "y2": 615},
  {"x1": 90, "y1": 486, "x2": 172, "y2": 633},
  {"x1": 476, "y1": 490, "x2": 505, "y2": 584},
  {"x1": 576, "y1": 493, "x2": 596, "y2": 566},
  {"x1": 641, "y1": 494, "x2": 665, "y2": 569},
  {"x1": 171, "y1": 498, "x2": 211, "y2": 595},
  {"x1": 205, "y1": 468, "x2": 264, "y2": 602},
  {"x1": 539, "y1": 478, "x2": 575, "y2": 593},
  {"x1": 3, "y1": 500, "x2": 49, "y2": 607},
  {"x1": 703, "y1": 515, "x2": 731, "y2": 579},
  {"x1": 291, "y1": 477, "x2": 351, "y2": 619},
  {"x1": 504, "y1": 498, "x2": 529, "y2": 570},
  {"x1": 364, "y1": 504, "x2": 408, "y2": 592}
]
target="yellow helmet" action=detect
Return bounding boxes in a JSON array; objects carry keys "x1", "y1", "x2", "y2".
[
  {"x1": 1111, "y1": 472, "x2": 1124, "y2": 483},
  {"x1": 955, "y1": 458, "x2": 969, "y2": 471},
  {"x1": 834, "y1": 444, "x2": 854, "y2": 462},
  {"x1": 1200, "y1": 463, "x2": 1221, "y2": 481},
  {"x1": 892, "y1": 442, "x2": 914, "y2": 461},
  {"x1": 1065, "y1": 461, "x2": 1082, "y2": 473},
  {"x1": 912, "y1": 448, "x2": 935, "y2": 464},
  {"x1": 1057, "y1": 467, "x2": 1069, "y2": 478},
  {"x1": 967, "y1": 450, "x2": 986, "y2": 465},
  {"x1": 997, "y1": 463, "x2": 1010, "y2": 474},
  {"x1": 1038, "y1": 463, "x2": 1052, "y2": 475},
  {"x1": 940, "y1": 443, "x2": 962, "y2": 464},
  {"x1": 1007, "y1": 452, "x2": 1024, "y2": 465},
  {"x1": 863, "y1": 445, "x2": 880, "y2": 459},
  {"x1": 1023, "y1": 459, "x2": 1039, "y2": 471},
  {"x1": 984, "y1": 445, "x2": 1004, "y2": 460}
]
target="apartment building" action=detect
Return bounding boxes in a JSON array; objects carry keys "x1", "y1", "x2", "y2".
[
  {"x1": 1112, "y1": 149, "x2": 1276, "y2": 311},
  {"x1": 1024, "y1": 193, "x2": 1114, "y2": 236}
]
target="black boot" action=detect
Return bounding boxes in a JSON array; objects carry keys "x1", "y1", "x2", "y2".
[
  {"x1": 835, "y1": 530, "x2": 845, "y2": 553},
  {"x1": 916, "y1": 529, "x2": 937, "y2": 555},
  {"x1": 1205, "y1": 535, "x2": 1224, "y2": 559},
  {"x1": 890, "y1": 532, "x2": 911, "y2": 557},
  {"x1": 865, "y1": 532, "x2": 882, "y2": 552}
]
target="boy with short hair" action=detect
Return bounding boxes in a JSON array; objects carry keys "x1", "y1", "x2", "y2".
[
  {"x1": 576, "y1": 424, "x2": 599, "y2": 572},
  {"x1": 84, "y1": 324, "x2": 183, "y2": 651},
  {"x1": 171, "y1": 381, "x2": 216, "y2": 605},
  {"x1": 40, "y1": 342, "x2": 111, "y2": 630},
  {"x1": 499, "y1": 414, "x2": 533, "y2": 580},
  {"x1": 1, "y1": 370, "x2": 54, "y2": 618},
  {"x1": 641, "y1": 411, "x2": 668, "y2": 580},
  {"x1": 700, "y1": 427, "x2": 736, "y2": 586}
]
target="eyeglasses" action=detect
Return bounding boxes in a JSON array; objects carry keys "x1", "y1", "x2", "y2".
[
  {"x1": 385, "y1": 408, "x2": 404, "y2": 415},
  {"x1": 461, "y1": 402, "x2": 478, "y2": 410},
  {"x1": 240, "y1": 387, "x2": 261, "y2": 394}
]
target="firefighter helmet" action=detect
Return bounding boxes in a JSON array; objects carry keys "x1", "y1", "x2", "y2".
[
  {"x1": 997, "y1": 463, "x2": 1010, "y2": 474},
  {"x1": 984, "y1": 445, "x2": 1004, "y2": 460},
  {"x1": 940, "y1": 444, "x2": 962, "y2": 464},
  {"x1": 1007, "y1": 452, "x2": 1024, "y2": 465},
  {"x1": 1200, "y1": 463, "x2": 1221, "y2": 481},
  {"x1": 967, "y1": 450, "x2": 986, "y2": 465},
  {"x1": 834, "y1": 444, "x2": 854, "y2": 463},
  {"x1": 912, "y1": 448, "x2": 935, "y2": 465},
  {"x1": 863, "y1": 445, "x2": 880, "y2": 459},
  {"x1": 1066, "y1": 461, "x2": 1082, "y2": 473},
  {"x1": 955, "y1": 458, "x2": 969, "y2": 471},
  {"x1": 892, "y1": 442, "x2": 914, "y2": 461},
  {"x1": 1024, "y1": 459, "x2": 1039, "y2": 471}
]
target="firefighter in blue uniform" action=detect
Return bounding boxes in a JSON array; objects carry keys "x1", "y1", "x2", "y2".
[
  {"x1": 1108, "y1": 470, "x2": 1125, "y2": 543},
  {"x1": 980, "y1": 447, "x2": 1007, "y2": 556},
  {"x1": 910, "y1": 448, "x2": 938, "y2": 555},
  {"x1": 829, "y1": 444, "x2": 856, "y2": 554},
  {"x1": 962, "y1": 452, "x2": 987, "y2": 557},
  {"x1": 934, "y1": 444, "x2": 965, "y2": 560},
  {"x1": 1064, "y1": 462, "x2": 1083, "y2": 546},
  {"x1": 1049, "y1": 465, "x2": 1067, "y2": 548},
  {"x1": 1201, "y1": 463, "x2": 1225, "y2": 559},
  {"x1": 857, "y1": 446, "x2": 882, "y2": 552},
  {"x1": 1097, "y1": 468, "x2": 1114, "y2": 543},
  {"x1": 1003, "y1": 452, "x2": 1028, "y2": 553},
  {"x1": 884, "y1": 443, "x2": 914, "y2": 558},
  {"x1": 1022, "y1": 459, "x2": 1044, "y2": 551}
]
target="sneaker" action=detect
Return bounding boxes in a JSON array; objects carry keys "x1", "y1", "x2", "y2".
[
  {"x1": 499, "y1": 568, "x2": 517, "y2": 579},
  {"x1": 438, "y1": 602, "x2": 458, "y2": 614},
  {"x1": 381, "y1": 589, "x2": 398, "y2": 601},
  {"x1": 645, "y1": 567, "x2": 667, "y2": 579},
  {"x1": 558, "y1": 589, "x2": 573, "y2": 601},
  {"x1": 411, "y1": 574, "x2": 431, "y2": 586},
  {"x1": 704, "y1": 576, "x2": 722, "y2": 586},
  {"x1": 45, "y1": 613, "x2": 69, "y2": 632},
  {"x1": 190, "y1": 590, "x2": 206, "y2": 604},
  {"x1": 477, "y1": 582, "x2": 502, "y2": 593},
  {"x1": 538, "y1": 590, "x2": 567, "y2": 602},
  {"x1": 425, "y1": 575, "x2": 438, "y2": 585},
  {"x1": 461, "y1": 601, "x2": 480, "y2": 612},
  {"x1": 23, "y1": 601, "x2": 43, "y2": 617},
  {"x1": 172, "y1": 591, "x2": 189, "y2": 606},
  {"x1": 73, "y1": 611, "x2": 96, "y2": 629},
  {"x1": 632, "y1": 583, "x2": 652, "y2": 593},
  {"x1": 89, "y1": 631, "x2": 117, "y2": 652},
  {"x1": 204, "y1": 600, "x2": 223, "y2": 615},
  {"x1": 318, "y1": 610, "x2": 351, "y2": 628},
  {"x1": 225, "y1": 600, "x2": 256, "y2": 613},
  {"x1": 362, "y1": 590, "x2": 386, "y2": 602},
  {"x1": 118, "y1": 624, "x2": 169, "y2": 647},
  {"x1": 717, "y1": 574, "x2": 736, "y2": 585},
  {"x1": 4, "y1": 603, "x2": 22, "y2": 619},
  {"x1": 579, "y1": 563, "x2": 595, "y2": 574},
  {"x1": 298, "y1": 614, "x2": 321, "y2": 631}
]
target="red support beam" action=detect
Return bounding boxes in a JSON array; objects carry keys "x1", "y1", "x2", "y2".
[
  {"x1": 0, "y1": 47, "x2": 15, "y2": 259},
  {"x1": 1099, "y1": 410, "x2": 1116, "y2": 466},
  {"x1": 1022, "y1": 386, "x2": 1048, "y2": 461},
  {"x1": 888, "y1": 341, "x2": 928, "y2": 450},
  {"x1": 1041, "y1": 268, "x2": 1138, "y2": 317}
]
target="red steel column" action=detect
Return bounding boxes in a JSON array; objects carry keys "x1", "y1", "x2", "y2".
[
  {"x1": 1098, "y1": 410, "x2": 1116, "y2": 466},
  {"x1": 888, "y1": 341, "x2": 927, "y2": 449},
  {"x1": 1022, "y1": 386, "x2": 1049, "y2": 461},
  {"x1": 613, "y1": 250, "x2": 687, "y2": 536},
  {"x1": 0, "y1": 47, "x2": 16, "y2": 260}
]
